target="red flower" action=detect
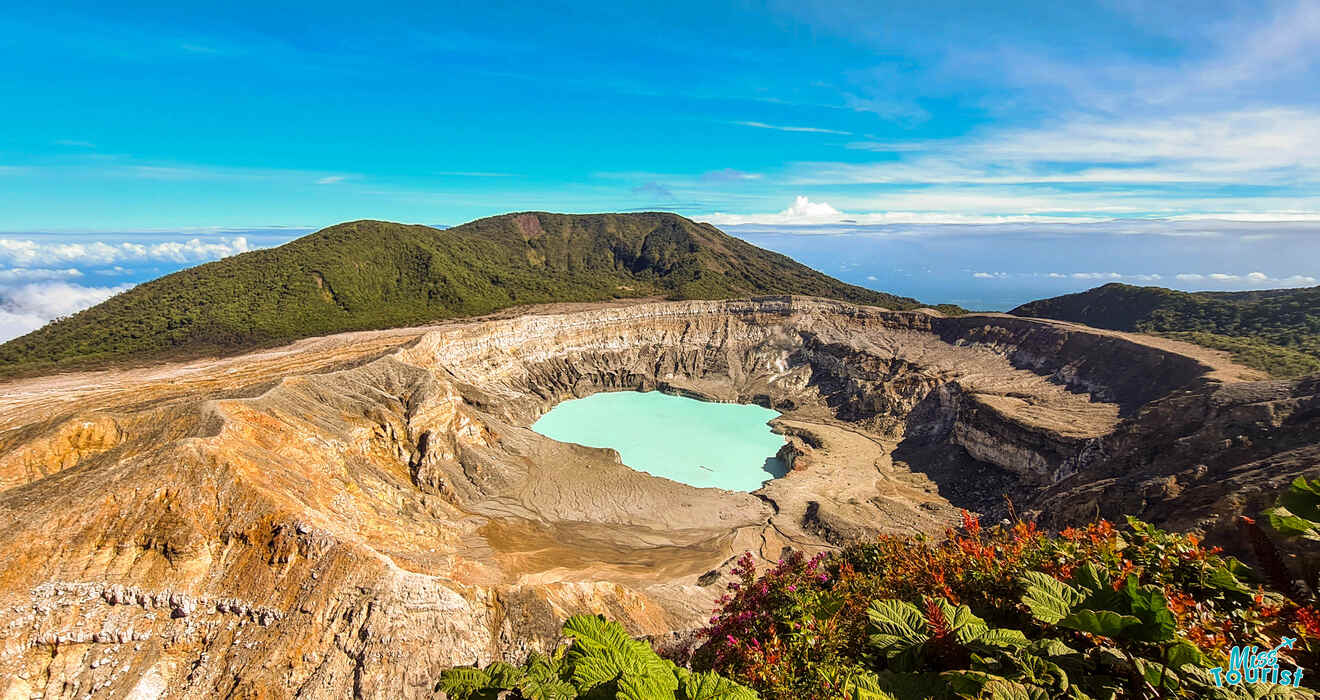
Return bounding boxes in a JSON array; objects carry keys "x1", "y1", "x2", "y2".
[
  {"x1": 960, "y1": 510, "x2": 981, "y2": 537},
  {"x1": 1295, "y1": 606, "x2": 1320, "y2": 637}
]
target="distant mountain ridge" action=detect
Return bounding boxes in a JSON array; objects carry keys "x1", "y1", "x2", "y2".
[
  {"x1": 1011, "y1": 282, "x2": 1320, "y2": 377},
  {"x1": 0, "y1": 212, "x2": 940, "y2": 375}
]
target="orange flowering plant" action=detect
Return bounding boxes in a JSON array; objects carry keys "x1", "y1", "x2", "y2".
[{"x1": 693, "y1": 513, "x2": 1317, "y2": 699}]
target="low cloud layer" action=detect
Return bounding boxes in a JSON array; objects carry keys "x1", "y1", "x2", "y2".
[
  {"x1": 703, "y1": 196, "x2": 1117, "y2": 226},
  {"x1": 970, "y1": 271, "x2": 1317, "y2": 287},
  {"x1": 1174, "y1": 272, "x2": 1318, "y2": 285},
  {"x1": 0, "y1": 236, "x2": 252, "y2": 267},
  {"x1": 0, "y1": 232, "x2": 274, "y2": 343},
  {"x1": 0, "y1": 281, "x2": 134, "y2": 342},
  {"x1": 703, "y1": 196, "x2": 1320, "y2": 228},
  {"x1": 724, "y1": 207, "x2": 1320, "y2": 310}
]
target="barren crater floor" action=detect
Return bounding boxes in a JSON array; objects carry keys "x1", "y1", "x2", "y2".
[{"x1": 1, "y1": 296, "x2": 1315, "y2": 699}]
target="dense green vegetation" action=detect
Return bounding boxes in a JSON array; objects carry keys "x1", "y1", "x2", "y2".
[
  {"x1": 0, "y1": 213, "x2": 929, "y2": 376},
  {"x1": 444, "y1": 480, "x2": 1320, "y2": 698},
  {"x1": 691, "y1": 511, "x2": 1318, "y2": 699},
  {"x1": 1011, "y1": 283, "x2": 1320, "y2": 377},
  {"x1": 438, "y1": 615, "x2": 757, "y2": 700}
]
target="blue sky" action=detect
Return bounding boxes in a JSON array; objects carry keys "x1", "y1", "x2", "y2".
[{"x1": 1, "y1": 1, "x2": 1318, "y2": 336}]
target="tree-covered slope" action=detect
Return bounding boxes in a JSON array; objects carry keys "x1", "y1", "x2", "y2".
[
  {"x1": 0, "y1": 212, "x2": 927, "y2": 375},
  {"x1": 1011, "y1": 282, "x2": 1320, "y2": 377}
]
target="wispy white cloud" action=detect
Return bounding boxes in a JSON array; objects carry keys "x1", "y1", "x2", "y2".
[
  {"x1": 13, "y1": 158, "x2": 360, "y2": 187},
  {"x1": 178, "y1": 42, "x2": 222, "y2": 54},
  {"x1": 433, "y1": 171, "x2": 517, "y2": 177},
  {"x1": 710, "y1": 2, "x2": 1320, "y2": 224},
  {"x1": 700, "y1": 168, "x2": 762, "y2": 182},
  {"x1": 838, "y1": 93, "x2": 929, "y2": 123},
  {"x1": 844, "y1": 141, "x2": 929, "y2": 152},
  {"x1": 117, "y1": 165, "x2": 224, "y2": 180},
  {"x1": 790, "y1": 108, "x2": 1320, "y2": 189},
  {"x1": 0, "y1": 267, "x2": 84, "y2": 282},
  {"x1": 734, "y1": 121, "x2": 852, "y2": 135},
  {"x1": 925, "y1": 1, "x2": 1320, "y2": 118},
  {"x1": 1076, "y1": 0, "x2": 1320, "y2": 110},
  {"x1": 632, "y1": 181, "x2": 675, "y2": 200}
]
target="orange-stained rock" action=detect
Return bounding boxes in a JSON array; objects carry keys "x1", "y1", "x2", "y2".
[{"x1": 0, "y1": 296, "x2": 1309, "y2": 698}]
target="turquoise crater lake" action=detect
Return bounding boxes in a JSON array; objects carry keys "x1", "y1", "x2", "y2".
[{"x1": 531, "y1": 391, "x2": 787, "y2": 491}]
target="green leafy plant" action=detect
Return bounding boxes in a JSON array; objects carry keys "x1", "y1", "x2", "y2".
[
  {"x1": 849, "y1": 578, "x2": 1215, "y2": 699},
  {"x1": 1250, "y1": 477, "x2": 1320, "y2": 620},
  {"x1": 693, "y1": 513, "x2": 1318, "y2": 699},
  {"x1": 867, "y1": 597, "x2": 1029, "y2": 671},
  {"x1": 438, "y1": 614, "x2": 758, "y2": 700},
  {"x1": 1021, "y1": 564, "x2": 1204, "y2": 695},
  {"x1": 441, "y1": 487, "x2": 1320, "y2": 699},
  {"x1": 1265, "y1": 478, "x2": 1320, "y2": 543}
]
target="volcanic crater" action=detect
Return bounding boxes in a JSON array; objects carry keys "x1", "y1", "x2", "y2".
[{"x1": 2, "y1": 296, "x2": 1315, "y2": 698}]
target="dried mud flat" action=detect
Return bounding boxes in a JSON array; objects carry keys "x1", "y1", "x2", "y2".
[{"x1": 1, "y1": 296, "x2": 1314, "y2": 699}]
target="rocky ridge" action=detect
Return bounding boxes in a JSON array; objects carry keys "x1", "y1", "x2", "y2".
[{"x1": 0, "y1": 296, "x2": 1313, "y2": 698}]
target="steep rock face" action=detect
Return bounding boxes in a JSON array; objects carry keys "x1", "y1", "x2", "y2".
[
  {"x1": 0, "y1": 296, "x2": 1293, "y2": 699},
  {"x1": 1030, "y1": 377, "x2": 1320, "y2": 538},
  {"x1": 0, "y1": 414, "x2": 125, "y2": 491}
]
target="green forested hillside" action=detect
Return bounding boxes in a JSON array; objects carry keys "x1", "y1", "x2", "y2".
[
  {"x1": 1011, "y1": 283, "x2": 1320, "y2": 377},
  {"x1": 0, "y1": 213, "x2": 927, "y2": 375}
]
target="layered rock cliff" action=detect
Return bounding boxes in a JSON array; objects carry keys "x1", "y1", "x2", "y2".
[{"x1": 0, "y1": 296, "x2": 1310, "y2": 698}]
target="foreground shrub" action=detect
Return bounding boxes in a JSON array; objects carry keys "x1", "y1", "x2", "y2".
[
  {"x1": 1261, "y1": 476, "x2": 1320, "y2": 595},
  {"x1": 693, "y1": 513, "x2": 1319, "y2": 699},
  {"x1": 438, "y1": 614, "x2": 758, "y2": 699}
]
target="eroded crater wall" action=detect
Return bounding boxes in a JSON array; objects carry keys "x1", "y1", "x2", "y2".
[{"x1": 0, "y1": 296, "x2": 1239, "y2": 699}]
